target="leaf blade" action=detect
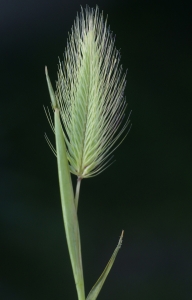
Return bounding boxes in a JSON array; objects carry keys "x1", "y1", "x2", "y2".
[
  {"x1": 54, "y1": 108, "x2": 85, "y2": 300},
  {"x1": 86, "y1": 231, "x2": 124, "y2": 300}
]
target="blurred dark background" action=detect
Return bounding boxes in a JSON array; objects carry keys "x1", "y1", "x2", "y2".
[{"x1": 1, "y1": 0, "x2": 192, "y2": 299}]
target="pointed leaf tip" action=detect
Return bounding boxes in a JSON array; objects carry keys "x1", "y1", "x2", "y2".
[
  {"x1": 45, "y1": 66, "x2": 58, "y2": 109},
  {"x1": 86, "y1": 231, "x2": 124, "y2": 300},
  {"x1": 119, "y1": 230, "x2": 124, "y2": 246}
]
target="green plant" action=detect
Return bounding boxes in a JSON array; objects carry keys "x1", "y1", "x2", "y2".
[{"x1": 45, "y1": 6, "x2": 130, "y2": 300}]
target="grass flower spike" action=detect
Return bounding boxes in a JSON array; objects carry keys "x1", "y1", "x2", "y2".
[
  {"x1": 46, "y1": 6, "x2": 129, "y2": 180},
  {"x1": 45, "y1": 6, "x2": 130, "y2": 300}
]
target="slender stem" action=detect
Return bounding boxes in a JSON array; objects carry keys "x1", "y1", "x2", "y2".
[
  {"x1": 75, "y1": 177, "x2": 81, "y2": 210},
  {"x1": 54, "y1": 110, "x2": 85, "y2": 300}
]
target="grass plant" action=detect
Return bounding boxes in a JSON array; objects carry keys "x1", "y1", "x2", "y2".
[{"x1": 45, "y1": 6, "x2": 130, "y2": 300}]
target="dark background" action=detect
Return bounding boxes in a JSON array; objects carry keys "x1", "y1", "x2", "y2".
[{"x1": 1, "y1": 0, "x2": 192, "y2": 299}]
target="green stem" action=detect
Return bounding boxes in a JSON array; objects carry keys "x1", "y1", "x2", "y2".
[
  {"x1": 46, "y1": 67, "x2": 85, "y2": 300},
  {"x1": 54, "y1": 109, "x2": 85, "y2": 300},
  {"x1": 75, "y1": 177, "x2": 82, "y2": 210}
]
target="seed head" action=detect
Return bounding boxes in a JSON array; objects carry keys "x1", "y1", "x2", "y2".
[{"x1": 46, "y1": 6, "x2": 130, "y2": 179}]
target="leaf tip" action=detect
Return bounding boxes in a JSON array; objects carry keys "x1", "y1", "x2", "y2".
[
  {"x1": 45, "y1": 66, "x2": 58, "y2": 109},
  {"x1": 118, "y1": 230, "x2": 124, "y2": 248}
]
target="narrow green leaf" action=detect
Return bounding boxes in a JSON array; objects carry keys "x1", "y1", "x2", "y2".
[
  {"x1": 45, "y1": 66, "x2": 58, "y2": 109},
  {"x1": 54, "y1": 108, "x2": 85, "y2": 300},
  {"x1": 86, "y1": 231, "x2": 124, "y2": 300}
]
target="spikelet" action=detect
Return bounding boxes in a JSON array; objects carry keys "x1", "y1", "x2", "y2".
[{"x1": 46, "y1": 6, "x2": 130, "y2": 179}]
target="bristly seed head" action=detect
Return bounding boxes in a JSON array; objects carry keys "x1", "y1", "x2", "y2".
[{"x1": 46, "y1": 6, "x2": 131, "y2": 179}]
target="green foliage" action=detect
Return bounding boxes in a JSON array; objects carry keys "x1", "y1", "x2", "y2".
[
  {"x1": 54, "y1": 109, "x2": 85, "y2": 300},
  {"x1": 45, "y1": 6, "x2": 128, "y2": 300},
  {"x1": 86, "y1": 231, "x2": 124, "y2": 300}
]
